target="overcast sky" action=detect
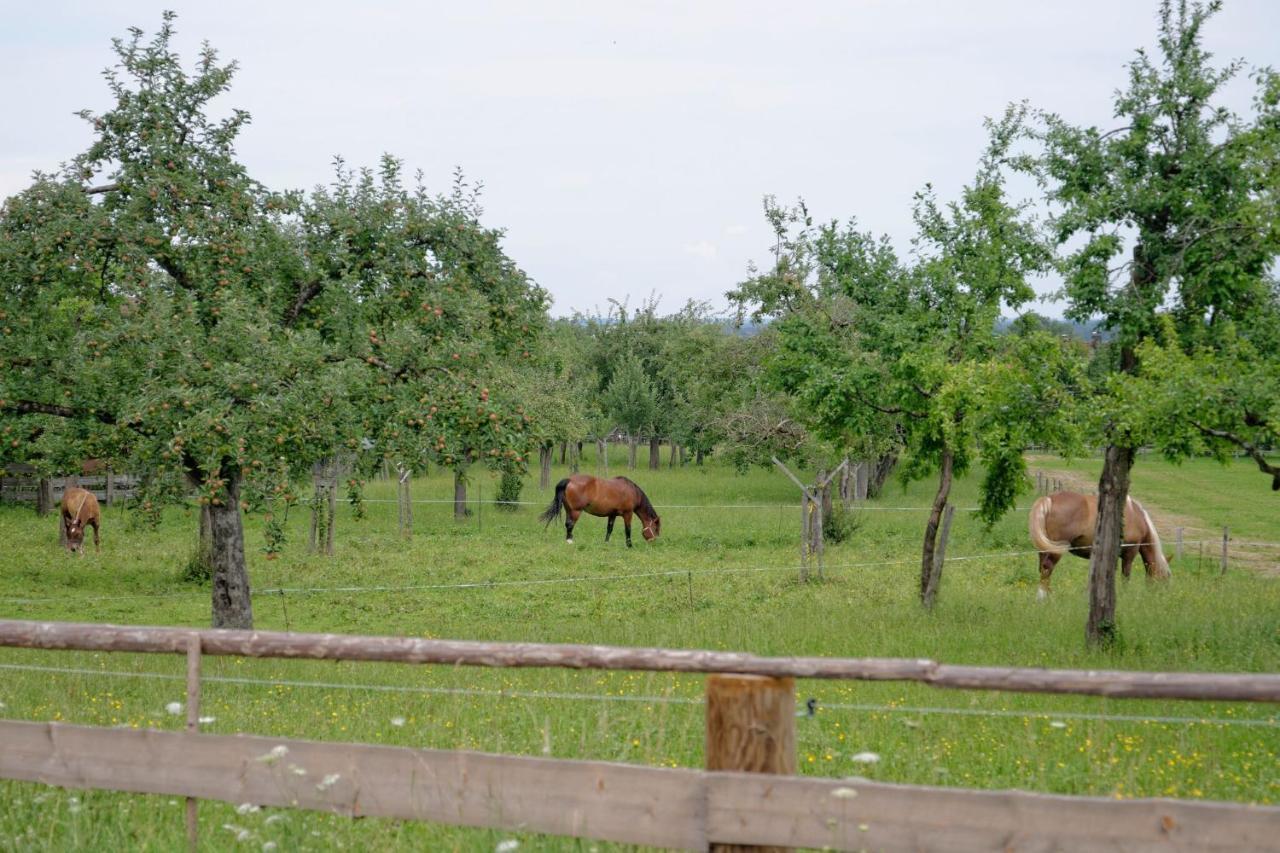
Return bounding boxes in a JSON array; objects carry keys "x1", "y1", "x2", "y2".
[{"x1": 3, "y1": 1, "x2": 1278, "y2": 318}]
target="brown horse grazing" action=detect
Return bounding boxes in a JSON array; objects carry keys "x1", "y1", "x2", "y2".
[
  {"x1": 539, "y1": 475, "x2": 661, "y2": 546},
  {"x1": 1028, "y1": 491, "x2": 1171, "y2": 599},
  {"x1": 61, "y1": 487, "x2": 101, "y2": 555}
]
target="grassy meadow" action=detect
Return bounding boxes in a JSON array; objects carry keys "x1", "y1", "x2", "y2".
[{"x1": 0, "y1": 447, "x2": 1277, "y2": 851}]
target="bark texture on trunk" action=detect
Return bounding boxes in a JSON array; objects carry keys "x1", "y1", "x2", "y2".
[
  {"x1": 1087, "y1": 443, "x2": 1135, "y2": 647},
  {"x1": 539, "y1": 444, "x2": 552, "y2": 490},
  {"x1": 627, "y1": 437, "x2": 638, "y2": 470},
  {"x1": 649, "y1": 437, "x2": 660, "y2": 470},
  {"x1": 868, "y1": 452, "x2": 897, "y2": 498},
  {"x1": 209, "y1": 472, "x2": 253, "y2": 630},
  {"x1": 919, "y1": 449, "x2": 954, "y2": 604}
]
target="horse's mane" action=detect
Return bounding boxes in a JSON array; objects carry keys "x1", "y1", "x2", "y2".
[{"x1": 617, "y1": 477, "x2": 658, "y2": 519}]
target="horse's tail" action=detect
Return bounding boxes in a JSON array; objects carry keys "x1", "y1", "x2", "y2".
[
  {"x1": 1132, "y1": 497, "x2": 1172, "y2": 579},
  {"x1": 540, "y1": 479, "x2": 570, "y2": 528},
  {"x1": 1028, "y1": 495, "x2": 1069, "y2": 556}
]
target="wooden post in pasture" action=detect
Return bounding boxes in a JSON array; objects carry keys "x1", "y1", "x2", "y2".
[
  {"x1": 855, "y1": 460, "x2": 869, "y2": 502},
  {"x1": 772, "y1": 458, "x2": 846, "y2": 582},
  {"x1": 705, "y1": 674, "x2": 796, "y2": 853},
  {"x1": 1221, "y1": 526, "x2": 1229, "y2": 575},
  {"x1": 923, "y1": 504, "x2": 955, "y2": 610},
  {"x1": 1175, "y1": 527, "x2": 1183, "y2": 561},
  {"x1": 397, "y1": 467, "x2": 412, "y2": 538},
  {"x1": 184, "y1": 633, "x2": 202, "y2": 853},
  {"x1": 105, "y1": 467, "x2": 115, "y2": 506},
  {"x1": 36, "y1": 478, "x2": 54, "y2": 517}
]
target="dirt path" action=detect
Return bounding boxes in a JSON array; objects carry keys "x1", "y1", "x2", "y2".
[{"x1": 1028, "y1": 461, "x2": 1279, "y2": 577}]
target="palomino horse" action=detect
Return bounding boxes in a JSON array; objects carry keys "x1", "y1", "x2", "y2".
[
  {"x1": 61, "y1": 487, "x2": 101, "y2": 555},
  {"x1": 1028, "y1": 491, "x2": 1170, "y2": 598},
  {"x1": 539, "y1": 475, "x2": 661, "y2": 546}
]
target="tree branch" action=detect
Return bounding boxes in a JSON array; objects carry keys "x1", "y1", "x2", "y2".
[{"x1": 1192, "y1": 420, "x2": 1280, "y2": 490}]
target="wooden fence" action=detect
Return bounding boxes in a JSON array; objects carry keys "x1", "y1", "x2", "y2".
[
  {"x1": 0, "y1": 619, "x2": 1277, "y2": 851},
  {"x1": 0, "y1": 465, "x2": 139, "y2": 505}
]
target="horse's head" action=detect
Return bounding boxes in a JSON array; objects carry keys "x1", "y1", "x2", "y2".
[
  {"x1": 642, "y1": 513, "x2": 661, "y2": 541},
  {"x1": 64, "y1": 517, "x2": 86, "y2": 553}
]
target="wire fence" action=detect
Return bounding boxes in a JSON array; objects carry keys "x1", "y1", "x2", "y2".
[
  {"x1": 0, "y1": 661, "x2": 1274, "y2": 730},
  {"x1": 0, "y1": 538, "x2": 1252, "y2": 607}
]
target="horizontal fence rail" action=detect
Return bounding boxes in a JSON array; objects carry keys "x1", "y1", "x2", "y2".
[
  {"x1": 4, "y1": 720, "x2": 1277, "y2": 852},
  {"x1": 2, "y1": 620, "x2": 1279, "y2": 702}
]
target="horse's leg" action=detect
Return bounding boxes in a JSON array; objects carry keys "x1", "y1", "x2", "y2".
[
  {"x1": 623, "y1": 510, "x2": 633, "y2": 548},
  {"x1": 1038, "y1": 553, "x2": 1060, "y2": 600},
  {"x1": 1121, "y1": 542, "x2": 1136, "y2": 581},
  {"x1": 565, "y1": 509, "x2": 579, "y2": 544},
  {"x1": 92, "y1": 520, "x2": 100, "y2": 553},
  {"x1": 606, "y1": 514, "x2": 617, "y2": 542}
]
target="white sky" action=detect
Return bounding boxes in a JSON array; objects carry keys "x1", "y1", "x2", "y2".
[{"x1": 2, "y1": 1, "x2": 1277, "y2": 318}]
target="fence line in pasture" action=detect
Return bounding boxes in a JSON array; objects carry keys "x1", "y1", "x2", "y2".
[
  {"x1": 1, "y1": 661, "x2": 1275, "y2": 730},
  {"x1": 0, "y1": 540, "x2": 1240, "y2": 607},
  {"x1": 360, "y1": 497, "x2": 1032, "y2": 511},
  {"x1": 1, "y1": 618, "x2": 1277, "y2": 851},
  {"x1": 3, "y1": 619, "x2": 1278, "y2": 701}
]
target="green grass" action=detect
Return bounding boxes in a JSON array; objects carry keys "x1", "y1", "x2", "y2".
[{"x1": 0, "y1": 447, "x2": 1277, "y2": 850}]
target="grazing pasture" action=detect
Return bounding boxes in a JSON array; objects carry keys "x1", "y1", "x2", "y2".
[{"x1": 0, "y1": 448, "x2": 1276, "y2": 850}]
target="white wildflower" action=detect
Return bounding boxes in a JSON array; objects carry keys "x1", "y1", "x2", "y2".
[
  {"x1": 262, "y1": 843, "x2": 278, "y2": 852},
  {"x1": 67, "y1": 796, "x2": 81, "y2": 815},
  {"x1": 255, "y1": 745, "x2": 289, "y2": 764},
  {"x1": 236, "y1": 803, "x2": 261, "y2": 815},
  {"x1": 165, "y1": 701, "x2": 183, "y2": 715},
  {"x1": 288, "y1": 764, "x2": 307, "y2": 776},
  {"x1": 849, "y1": 752, "x2": 880, "y2": 764},
  {"x1": 198, "y1": 715, "x2": 217, "y2": 725},
  {"x1": 496, "y1": 841, "x2": 520, "y2": 853},
  {"x1": 236, "y1": 829, "x2": 252, "y2": 842},
  {"x1": 830, "y1": 787, "x2": 858, "y2": 799},
  {"x1": 858, "y1": 823, "x2": 870, "y2": 832},
  {"x1": 390, "y1": 716, "x2": 406, "y2": 727},
  {"x1": 1049, "y1": 720, "x2": 1067, "y2": 729},
  {"x1": 316, "y1": 773, "x2": 341, "y2": 792},
  {"x1": 264, "y1": 814, "x2": 285, "y2": 826}
]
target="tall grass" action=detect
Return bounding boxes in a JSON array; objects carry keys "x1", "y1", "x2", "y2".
[{"x1": 0, "y1": 449, "x2": 1276, "y2": 849}]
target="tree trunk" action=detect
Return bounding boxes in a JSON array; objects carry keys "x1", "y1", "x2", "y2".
[
  {"x1": 598, "y1": 438, "x2": 608, "y2": 474},
  {"x1": 649, "y1": 437, "x2": 660, "y2": 470},
  {"x1": 856, "y1": 459, "x2": 870, "y2": 500},
  {"x1": 839, "y1": 458, "x2": 852, "y2": 506},
  {"x1": 868, "y1": 452, "x2": 896, "y2": 498},
  {"x1": 198, "y1": 503, "x2": 213, "y2": 571},
  {"x1": 919, "y1": 449, "x2": 954, "y2": 604},
  {"x1": 628, "y1": 436, "x2": 638, "y2": 469},
  {"x1": 559, "y1": 442, "x2": 567, "y2": 465},
  {"x1": 209, "y1": 472, "x2": 253, "y2": 630},
  {"x1": 695, "y1": 447, "x2": 705, "y2": 465},
  {"x1": 1086, "y1": 443, "x2": 1135, "y2": 647},
  {"x1": 453, "y1": 468, "x2": 468, "y2": 520},
  {"x1": 818, "y1": 466, "x2": 833, "y2": 522},
  {"x1": 669, "y1": 442, "x2": 677, "y2": 468},
  {"x1": 36, "y1": 478, "x2": 54, "y2": 517},
  {"x1": 539, "y1": 444, "x2": 552, "y2": 490}
]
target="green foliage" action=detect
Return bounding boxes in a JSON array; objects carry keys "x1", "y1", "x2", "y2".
[{"x1": 495, "y1": 469, "x2": 523, "y2": 510}]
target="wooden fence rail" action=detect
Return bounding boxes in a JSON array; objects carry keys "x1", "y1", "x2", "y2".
[
  {"x1": 1, "y1": 619, "x2": 1278, "y2": 701},
  {"x1": 2, "y1": 720, "x2": 1276, "y2": 852},
  {"x1": 1, "y1": 619, "x2": 1279, "y2": 851}
]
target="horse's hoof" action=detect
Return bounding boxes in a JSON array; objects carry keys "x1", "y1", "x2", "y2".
[
  {"x1": 566, "y1": 539, "x2": 574, "y2": 545},
  {"x1": 1036, "y1": 588, "x2": 1048, "y2": 601}
]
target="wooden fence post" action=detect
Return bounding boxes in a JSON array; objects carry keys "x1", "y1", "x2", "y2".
[
  {"x1": 185, "y1": 633, "x2": 202, "y2": 852},
  {"x1": 1221, "y1": 526, "x2": 1229, "y2": 575},
  {"x1": 397, "y1": 468, "x2": 412, "y2": 538},
  {"x1": 705, "y1": 674, "x2": 796, "y2": 853}
]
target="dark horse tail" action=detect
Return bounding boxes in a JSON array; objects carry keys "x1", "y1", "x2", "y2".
[{"x1": 540, "y1": 478, "x2": 570, "y2": 528}]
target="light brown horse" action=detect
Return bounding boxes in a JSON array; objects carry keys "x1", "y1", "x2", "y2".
[
  {"x1": 1028, "y1": 491, "x2": 1170, "y2": 598},
  {"x1": 60, "y1": 487, "x2": 101, "y2": 555},
  {"x1": 539, "y1": 475, "x2": 661, "y2": 546}
]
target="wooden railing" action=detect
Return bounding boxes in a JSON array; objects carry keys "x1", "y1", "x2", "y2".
[{"x1": 0, "y1": 619, "x2": 1277, "y2": 852}]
